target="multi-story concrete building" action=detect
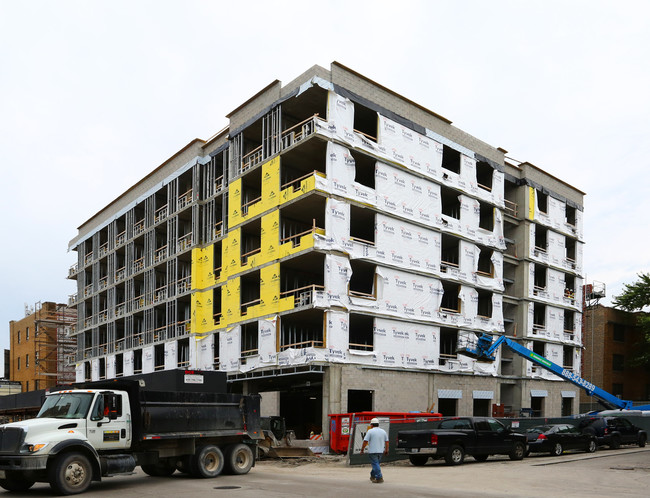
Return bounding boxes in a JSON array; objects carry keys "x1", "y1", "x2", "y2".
[
  {"x1": 9, "y1": 302, "x2": 77, "y2": 392},
  {"x1": 67, "y1": 62, "x2": 585, "y2": 437},
  {"x1": 581, "y1": 304, "x2": 650, "y2": 412}
]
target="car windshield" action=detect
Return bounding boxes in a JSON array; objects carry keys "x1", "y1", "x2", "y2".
[{"x1": 37, "y1": 393, "x2": 95, "y2": 419}]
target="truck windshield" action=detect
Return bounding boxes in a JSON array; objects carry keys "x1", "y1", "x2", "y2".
[{"x1": 37, "y1": 393, "x2": 95, "y2": 419}]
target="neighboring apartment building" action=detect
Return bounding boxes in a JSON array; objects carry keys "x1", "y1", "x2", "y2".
[
  {"x1": 581, "y1": 304, "x2": 650, "y2": 412},
  {"x1": 9, "y1": 302, "x2": 77, "y2": 392},
  {"x1": 66, "y1": 62, "x2": 585, "y2": 437}
]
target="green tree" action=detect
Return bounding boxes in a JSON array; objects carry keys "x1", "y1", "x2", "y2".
[{"x1": 612, "y1": 273, "x2": 650, "y2": 367}]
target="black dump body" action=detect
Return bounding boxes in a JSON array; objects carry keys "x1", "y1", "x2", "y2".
[{"x1": 65, "y1": 374, "x2": 262, "y2": 445}]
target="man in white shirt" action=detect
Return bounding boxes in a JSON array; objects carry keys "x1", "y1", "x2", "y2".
[{"x1": 360, "y1": 418, "x2": 389, "y2": 483}]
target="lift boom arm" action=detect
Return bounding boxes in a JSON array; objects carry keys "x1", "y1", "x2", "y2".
[{"x1": 461, "y1": 333, "x2": 650, "y2": 411}]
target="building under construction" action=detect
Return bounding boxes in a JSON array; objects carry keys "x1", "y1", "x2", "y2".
[
  {"x1": 67, "y1": 62, "x2": 585, "y2": 438},
  {"x1": 9, "y1": 301, "x2": 77, "y2": 392}
]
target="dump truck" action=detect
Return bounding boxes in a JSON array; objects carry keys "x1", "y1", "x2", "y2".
[{"x1": 0, "y1": 376, "x2": 262, "y2": 495}]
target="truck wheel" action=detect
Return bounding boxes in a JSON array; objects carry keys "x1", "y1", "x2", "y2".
[
  {"x1": 49, "y1": 452, "x2": 93, "y2": 495},
  {"x1": 609, "y1": 436, "x2": 621, "y2": 450},
  {"x1": 224, "y1": 443, "x2": 254, "y2": 475},
  {"x1": 191, "y1": 445, "x2": 224, "y2": 478},
  {"x1": 141, "y1": 460, "x2": 176, "y2": 477},
  {"x1": 586, "y1": 440, "x2": 597, "y2": 453},
  {"x1": 638, "y1": 434, "x2": 647, "y2": 448},
  {"x1": 551, "y1": 443, "x2": 563, "y2": 456},
  {"x1": 509, "y1": 442, "x2": 525, "y2": 460},
  {"x1": 0, "y1": 472, "x2": 35, "y2": 492},
  {"x1": 445, "y1": 445, "x2": 465, "y2": 466},
  {"x1": 408, "y1": 454, "x2": 429, "y2": 466}
]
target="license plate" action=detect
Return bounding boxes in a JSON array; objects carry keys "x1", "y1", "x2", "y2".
[{"x1": 407, "y1": 448, "x2": 419, "y2": 453}]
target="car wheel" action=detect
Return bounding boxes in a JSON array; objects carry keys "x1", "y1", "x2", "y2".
[
  {"x1": 141, "y1": 459, "x2": 177, "y2": 477},
  {"x1": 551, "y1": 443, "x2": 563, "y2": 456},
  {"x1": 586, "y1": 440, "x2": 597, "y2": 453},
  {"x1": 509, "y1": 442, "x2": 525, "y2": 461},
  {"x1": 473, "y1": 454, "x2": 489, "y2": 462},
  {"x1": 609, "y1": 436, "x2": 621, "y2": 450},
  {"x1": 48, "y1": 452, "x2": 93, "y2": 495},
  {"x1": 445, "y1": 445, "x2": 465, "y2": 466},
  {"x1": 223, "y1": 443, "x2": 254, "y2": 475},
  {"x1": 190, "y1": 445, "x2": 224, "y2": 478},
  {"x1": 408, "y1": 455, "x2": 429, "y2": 466},
  {"x1": 638, "y1": 434, "x2": 647, "y2": 448}
]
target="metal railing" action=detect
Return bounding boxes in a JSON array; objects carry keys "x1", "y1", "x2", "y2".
[
  {"x1": 279, "y1": 340, "x2": 323, "y2": 351},
  {"x1": 279, "y1": 284, "x2": 324, "y2": 306},
  {"x1": 154, "y1": 245, "x2": 168, "y2": 263},
  {"x1": 155, "y1": 204, "x2": 168, "y2": 223},
  {"x1": 133, "y1": 219, "x2": 145, "y2": 236},
  {"x1": 178, "y1": 189, "x2": 193, "y2": 210},
  {"x1": 177, "y1": 276, "x2": 191, "y2": 294},
  {"x1": 115, "y1": 230, "x2": 126, "y2": 247},
  {"x1": 177, "y1": 233, "x2": 192, "y2": 252},
  {"x1": 279, "y1": 220, "x2": 321, "y2": 248},
  {"x1": 241, "y1": 247, "x2": 261, "y2": 266}
]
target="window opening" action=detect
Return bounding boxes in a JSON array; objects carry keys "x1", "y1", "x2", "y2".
[
  {"x1": 349, "y1": 314, "x2": 374, "y2": 351},
  {"x1": 476, "y1": 161, "x2": 493, "y2": 191},
  {"x1": 441, "y1": 145, "x2": 460, "y2": 174}
]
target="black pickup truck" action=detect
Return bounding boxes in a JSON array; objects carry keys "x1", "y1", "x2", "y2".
[{"x1": 397, "y1": 417, "x2": 527, "y2": 466}]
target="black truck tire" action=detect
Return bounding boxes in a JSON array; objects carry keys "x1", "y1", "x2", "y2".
[
  {"x1": 224, "y1": 443, "x2": 254, "y2": 475},
  {"x1": 444, "y1": 445, "x2": 465, "y2": 466},
  {"x1": 0, "y1": 471, "x2": 35, "y2": 492},
  {"x1": 408, "y1": 454, "x2": 429, "y2": 466},
  {"x1": 586, "y1": 440, "x2": 597, "y2": 453},
  {"x1": 638, "y1": 434, "x2": 647, "y2": 448},
  {"x1": 551, "y1": 442, "x2": 563, "y2": 456},
  {"x1": 141, "y1": 459, "x2": 177, "y2": 477},
  {"x1": 48, "y1": 452, "x2": 93, "y2": 495},
  {"x1": 191, "y1": 445, "x2": 224, "y2": 478},
  {"x1": 509, "y1": 442, "x2": 525, "y2": 460}
]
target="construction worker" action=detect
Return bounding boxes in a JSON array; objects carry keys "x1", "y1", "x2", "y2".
[{"x1": 360, "y1": 417, "x2": 389, "y2": 483}]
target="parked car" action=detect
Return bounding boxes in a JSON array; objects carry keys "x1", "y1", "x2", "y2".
[
  {"x1": 397, "y1": 417, "x2": 527, "y2": 466},
  {"x1": 525, "y1": 424, "x2": 597, "y2": 456},
  {"x1": 578, "y1": 416, "x2": 647, "y2": 449}
]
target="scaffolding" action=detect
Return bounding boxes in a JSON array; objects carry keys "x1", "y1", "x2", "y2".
[{"x1": 33, "y1": 301, "x2": 77, "y2": 387}]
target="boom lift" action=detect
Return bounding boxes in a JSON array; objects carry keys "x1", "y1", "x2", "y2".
[{"x1": 459, "y1": 333, "x2": 650, "y2": 411}]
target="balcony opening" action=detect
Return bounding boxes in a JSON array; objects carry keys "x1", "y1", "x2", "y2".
[
  {"x1": 241, "y1": 165, "x2": 262, "y2": 216},
  {"x1": 478, "y1": 201, "x2": 494, "y2": 231},
  {"x1": 476, "y1": 161, "x2": 494, "y2": 191},
  {"x1": 98, "y1": 229, "x2": 109, "y2": 259},
  {"x1": 178, "y1": 337, "x2": 189, "y2": 367},
  {"x1": 84, "y1": 362, "x2": 91, "y2": 382},
  {"x1": 115, "y1": 318, "x2": 125, "y2": 352},
  {"x1": 349, "y1": 261, "x2": 376, "y2": 299},
  {"x1": 477, "y1": 290, "x2": 493, "y2": 318},
  {"x1": 241, "y1": 322, "x2": 259, "y2": 358},
  {"x1": 566, "y1": 204, "x2": 576, "y2": 226},
  {"x1": 280, "y1": 253, "x2": 325, "y2": 306},
  {"x1": 349, "y1": 149, "x2": 376, "y2": 189},
  {"x1": 441, "y1": 186, "x2": 460, "y2": 219},
  {"x1": 213, "y1": 241, "x2": 223, "y2": 280},
  {"x1": 241, "y1": 218, "x2": 261, "y2": 266},
  {"x1": 177, "y1": 209, "x2": 193, "y2": 252},
  {"x1": 350, "y1": 205, "x2": 375, "y2": 245},
  {"x1": 536, "y1": 190, "x2": 548, "y2": 213},
  {"x1": 280, "y1": 310, "x2": 324, "y2": 350},
  {"x1": 281, "y1": 85, "x2": 327, "y2": 144},
  {"x1": 205, "y1": 149, "x2": 227, "y2": 199},
  {"x1": 441, "y1": 234, "x2": 459, "y2": 272},
  {"x1": 440, "y1": 282, "x2": 460, "y2": 313},
  {"x1": 439, "y1": 327, "x2": 458, "y2": 365},
  {"x1": 115, "y1": 353, "x2": 123, "y2": 377},
  {"x1": 441, "y1": 145, "x2": 461, "y2": 174},
  {"x1": 177, "y1": 170, "x2": 194, "y2": 210},
  {"x1": 353, "y1": 101, "x2": 377, "y2": 142},
  {"x1": 533, "y1": 304, "x2": 546, "y2": 331},
  {"x1": 115, "y1": 216, "x2": 127, "y2": 247},
  {"x1": 476, "y1": 246, "x2": 494, "y2": 277},
  {"x1": 349, "y1": 313, "x2": 374, "y2": 351},
  {"x1": 154, "y1": 344, "x2": 165, "y2": 370},
  {"x1": 504, "y1": 179, "x2": 518, "y2": 217},
  {"x1": 564, "y1": 310, "x2": 575, "y2": 334},
  {"x1": 280, "y1": 139, "x2": 326, "y2": 193},
  {"x1": 98, "y1": 358, "x2": 106, "y2": 380},
  {"x1": 534, "y1": 225, "x2": 548, "y2": 253},
  {"x1": 241, "y1": 270, "x2": 261, "y2": 316},
  {"x1": 133, "y1": 349, "x2": 143, "y2": 374},
  {"x1": 564, "y1": 274, "x2": 576, "y2": 301},
  {"x1": 279, "y1": 197, "x2": 326, "y2": 249},
  {"x1": 154, "y1": 189, "x2": 168, "y2": 224},
  {"x1": 213, "y1": 286, "x2": 222, "y2": 326},
  {"x1": 214, "y1": 333, "x2": 220, "y2": 369},
  {"x1": 565, "y1": 237, "x2": 576, "y2": 264},
  {"x1": 533, "y1": 264, "x2": 547, "y2": 294},
  {"x1": 154, "y1": 305, "x2": 166, "y2": 341},
  {"x1": 563, "y1": 346, "x2": 574, "y2": 370}
]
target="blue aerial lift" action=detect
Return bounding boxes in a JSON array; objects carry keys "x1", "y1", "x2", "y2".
[{"x1": 459, "y1": 333, "x2": 650, "y2": 411}]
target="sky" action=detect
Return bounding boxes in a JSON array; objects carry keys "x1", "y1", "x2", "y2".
[{"x1": 1, "y1": 0, "x2": 649, "y2": 374}]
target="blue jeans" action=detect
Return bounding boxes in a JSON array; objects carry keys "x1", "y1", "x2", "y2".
[{"x1": 368, "y1": 453, "x2": 383, "y2": 479}]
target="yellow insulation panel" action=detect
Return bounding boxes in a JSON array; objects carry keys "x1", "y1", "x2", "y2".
[
  {"x1": 228, "y1": 178, "x2": 242, "y2": 229},
  {"x1": 191, "y1": 289, "x2": 214, "y2": 337},
  {"x1": 279, "y1": 172, "x2": 319, "y2": 204},
  {"x1": 261, "y1": 211, "x2": 280, "y2": 262},
  {"x1": 528, "y1": 186, "x2": 535, "y2": 220},
  {"x1": 262, "y1": 157, "x2": 280, "y2": 209},
  {"x1": 191, "y1": 246, "x2": 215, "y2": 290},
  {"x1": 222, "y1": 277, "x2": 241, "y2": 326}
]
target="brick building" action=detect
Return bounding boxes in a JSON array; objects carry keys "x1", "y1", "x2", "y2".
[
  {"x1": 67, "y1": 62, "x2": 585, "y2": 437},
  {"x1": 581, "y1": 304, "x2": 650, "y2": 411},
  {"x1": 8, "y1": 302, "x2": 77, "y2": 392}
]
